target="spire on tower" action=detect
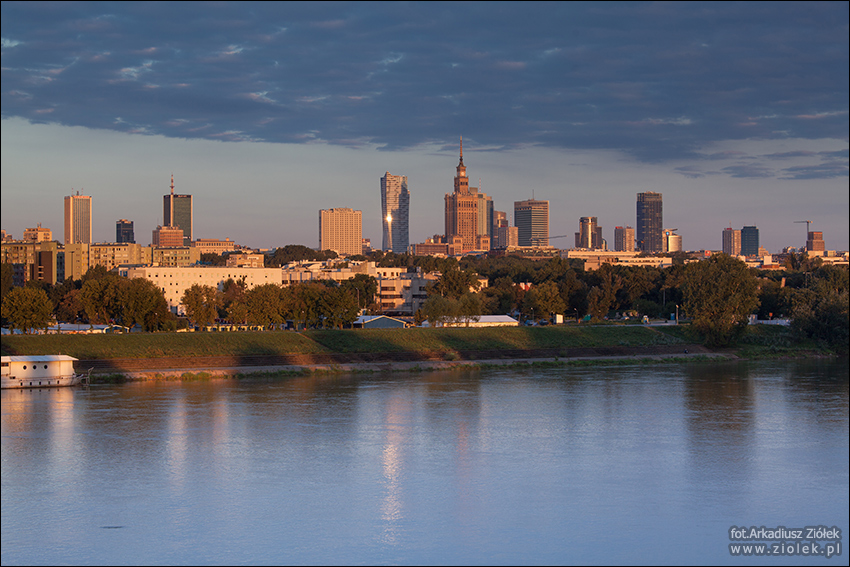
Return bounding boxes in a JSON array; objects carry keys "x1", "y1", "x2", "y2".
[
  {"x1": 170, "y1": 174, "x2": 174, "y2": 195},
  {"x1": 459, "y1": 135, "x2": 464, "y2": 166}
]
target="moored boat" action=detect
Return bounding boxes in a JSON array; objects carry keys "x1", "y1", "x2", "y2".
[{"x1": 1, "y1": 355, "x2": 89, "y2": 389}]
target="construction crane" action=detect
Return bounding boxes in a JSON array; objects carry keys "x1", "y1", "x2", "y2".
[{"x1": 794, "y1": 220, "x2": 812, "y2": 234}]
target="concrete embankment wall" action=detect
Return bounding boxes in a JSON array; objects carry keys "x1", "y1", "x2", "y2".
[{"x1": 80, "y1": 344, "x2": 714, "y2": 374}]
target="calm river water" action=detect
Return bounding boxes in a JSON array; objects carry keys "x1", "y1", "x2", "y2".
[{"x1": 2, "y1": 358, "x2": 848, "y2": 566}]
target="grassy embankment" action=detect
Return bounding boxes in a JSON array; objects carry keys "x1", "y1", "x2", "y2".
[{"x1": 1, "y1": 325, "x2": 687, "y2": 360}]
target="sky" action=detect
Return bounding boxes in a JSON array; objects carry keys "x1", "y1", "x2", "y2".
[{"x1": 1, "y1": 1, "x2": 848, "y2": 253}]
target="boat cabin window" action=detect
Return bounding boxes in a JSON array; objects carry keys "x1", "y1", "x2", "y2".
[{"x1": 23, "y1": 365, "x2": 27, "y2": 370}]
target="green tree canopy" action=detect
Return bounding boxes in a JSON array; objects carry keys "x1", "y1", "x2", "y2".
[
  {"x1": 2, "y1": 286, "x2": 53, "y2": 333},
  {"x1": 181, "y1": 284, "x2": 221, "y2": 327},
  {"x1": 682, "y1": 254, "x2": 760, "y2": 347}
]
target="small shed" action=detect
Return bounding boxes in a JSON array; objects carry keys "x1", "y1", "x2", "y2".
[{"x1": 353, "y1": 315, "x2": 408, "y2": 329}]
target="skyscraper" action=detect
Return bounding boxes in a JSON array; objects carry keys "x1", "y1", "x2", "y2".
[
  {"x1": 64, "y1": 191, "x2": 92, "y2": 245},
  {"x1": 636, "y1": 192, "x2": 663, "y2": 253},
  {"x1": 578, "y1": 217, "x2": 602, "y2": 249},
  {"x1": 741, "y1": 226, "x2": 759, "y2": 256},
  {"x1": 614, "y1": 226, "x2": 635, "y2": 252},
  {"x1": 722, "y1": 227, "x2": 741, "y2": 255},
  {"x1": 116, "y1": 219, "x2": 135, "y2": 244},
  {"x1": 662, "y1": 228, "x2": 682, "y2": 253},
  {"x1": 806, "y1": 231, "x2": 825, "y2": 252},
  {"x1": 514, "y1": 199, "x2": 549, "y2": 247},
  {"x1": 444, "y1": 137, "x2": 480, "y2": 253},
  {"x1": 163, "y1": 175, "x2": 193, "y2": 246},
  {"x1": 380, "y1": 172, "x2": 410, "y2": 253},
  {"x1": 319, "y1": 208, "x2": 363, "y2": 256}
]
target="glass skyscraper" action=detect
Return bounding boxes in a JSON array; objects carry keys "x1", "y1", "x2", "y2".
[
  {"x1": 636, "y1": 192, "x2": 663, "y2": 253},
  {"x1": 163, "y1": 175, "x2": 193, "y2": 246},
  {"x1": 741, "y1": 226, "x2": 759, "y2": 256},
  {"x1": 380, "y1": 172, "x2": 410, "y2": 253}
]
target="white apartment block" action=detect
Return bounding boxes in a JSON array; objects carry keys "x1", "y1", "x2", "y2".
[
  {"x1": 119, "y1": 266, "x2": 283, "y2": 314},
  {"x1": 319, "y1": 208, "x2": 362, "y2": 256}
]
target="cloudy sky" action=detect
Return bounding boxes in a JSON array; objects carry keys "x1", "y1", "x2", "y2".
[{"x1": 2, "y1": 1, "x2": 847, "y2": 252}]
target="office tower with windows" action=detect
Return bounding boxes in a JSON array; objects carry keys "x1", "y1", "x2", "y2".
[
  {"x1": 514, "y1": 199, "x2": 549, "y2": 247},
  {"x1": 741, "y1": 226, "x2": 759, "y2": 256},
  {"x1": 578, "y1": 216, "x2": 602, "y2": 249},
  {"x1": 64, "y1": 192, "x2": 92, "y2": 245},
  {"x1": 636, "y1": 192, "x2": 663, "y2": 253},
  {"x1": 806, "y1": 231, "x2": 825, "y2": 252},
  {"x1": 722, "y1": 227, "x2": 742, "y2": 255},
  {"x1": 662, "y1": 228, "x2": 682, "y2": 253},
  {"x1": 319, "y1": 208, "x2": 363, "y2": 256},
  {"x1": 380, "y1": 172, "x2": 410, "y2": 253},
  {"x1": 163, "y1": 175, "x2": 193, "y2": 246},
  {"x1": 614, "y1": 226, "x2": 635, "y2": 252},
  {"x1": 116, "y1": 219, "x2": 135, "y2": 244}
]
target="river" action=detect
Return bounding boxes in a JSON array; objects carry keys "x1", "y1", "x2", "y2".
[{"x1": 2, "y1": 358, "x2": 848, "y2": 565}]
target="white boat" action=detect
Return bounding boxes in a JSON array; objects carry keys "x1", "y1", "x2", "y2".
[{"x1": 1, "y1": 355, "x2": 90, "y2": 389}]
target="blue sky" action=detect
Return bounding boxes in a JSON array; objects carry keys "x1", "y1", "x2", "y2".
[{"x1": 2, "y1": 1, "x2": 847, "y2": 252}]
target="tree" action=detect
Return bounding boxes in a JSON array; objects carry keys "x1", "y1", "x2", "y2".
[
  {"x1": 79, "y1": 275, "x2": 123, "y2": 324},
  {"x1": 2, "y1": 287, "x2": 53, "y2": 333},
  {"x1": 120, "y1": 278, "x2": 172, "y2": 331},
  {"x1": 523, "y1": 281, "x2": 566, "y2": 321},
  {"x1": 246, "y1": 283, "x2": 284, "y2": 328},
  {"x1": 429, "y1": 265, "x2": 481, "y2": 299},
  {"x1": 682, "y1": 254, "x2": 760, "y2": 347},
  {"x1": 181, "y1": 284, "x2": 221, "y2": 327}
]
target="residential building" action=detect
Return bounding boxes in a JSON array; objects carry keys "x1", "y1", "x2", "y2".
[
  {"x1": 514, "y1": 199, "x2": 549, "y2": 247},
  {"x1": 380, "y1": 172, "x2": 410, "y2": 253},
  {"x1": 163, "y1": 175, "x2": 193, "y2": 246},
  {"x1": 192, "y1": 238, "x2": 239, "y2": 255},
  {"x1": 152, "y1": 225, "x2": 184, "y2": 248},
  {"x1": 636, "y1": 192, "x2": 663, "y2": 253},
  {"x1": 63, "y1": 243, "x2": 153, "y2": 280},
  {"x1": 64, "y1": 192, "x2": 92, "y2": 245},
  {"x1": 444, "y1": 137, "x2": 480, "y2": 253},
  {"x1": 722, "y1": 227, "x2": 742, "y2": 256},
  {"x1": 23, "y1": 225, "x2": 53, "y2": 243},
  {"x1": 741, "y1": 226, "x2": 759, "y2": 256},
  {"x1": 319, "y1": 208, "x2": 362, "y2": 256},
  {"x1": 807, "y1": 231, "x2": 825, "y2": 252},
  {"x1": 116, "y1": 220, "x2": 135, "y2": 244},
  {"x1": 1, "y1": 240, "x2": 60, "y2": 285},
  {"x1": 614, "y1": 226, "x2": 635, "y2": 252},
  {"x1": 119, "y1": 265, "x2": 282, "y2": 314}
]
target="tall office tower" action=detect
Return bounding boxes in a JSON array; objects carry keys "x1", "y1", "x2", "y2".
[
  {"x1": 476, "y1": 190, "x2": 494, "y2": 248},
  {"x1": 636, "y1": 192, "x2": 663, "y2": 253},
  {"x1": 806, "y1": 231, "x2": 825, "y2": 252},
  {"x1": 163, "y1": 175, "x2": 193, "y2": 246},
  {"x1": 444, "y1": 137, "x2": 479, "y2": 253},
  {"x1": 64, "y1": 191, "x2": 92, "y2": 245},
  {"x1": 741, "y1": 226, "x2": 759, "y2": 256},
  {"x1": 380, "y1": 172, "x2": 410, "y2": 253},
  {"x1": 614, "y1": 226, "x2": 636, "y2": 252},
  {"x1": 495, "y1": 226, "x2": 519, "y2": 249},
  {"x1": 319, "y1": 208, "x2": 363, "y2": 256},
  {"x1": 493, "y1": 210, "x2": 508, "y2": 232},
  {"x1": 578, "y1": 217, "x2": 602, "y2": 249},
  {"x1": 722, "y1": 227, "x2": 742, "y2": 255},
  {"x1": 116, "y1": 219, "x2": 135, "y2": 244},
  {"x1": 514, "y1": 199, "x2": 549, "y2": 247},
  {"x1": 662, "y1": 228, "x2": 682, "y2": 253}
]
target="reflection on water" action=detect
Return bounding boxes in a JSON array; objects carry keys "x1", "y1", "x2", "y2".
[{"x1": 2, "y1": 359, "x2": 848, "y2": 566}]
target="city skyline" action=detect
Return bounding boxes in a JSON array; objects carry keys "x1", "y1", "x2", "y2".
[{"x1": 1, "y1": 2, "x2": 847, "y2": 253}]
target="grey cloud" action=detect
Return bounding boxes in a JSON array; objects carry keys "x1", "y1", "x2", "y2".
[
  {"x1": 721, "y1": 164, "x2": 775, "y2": 178},
  {"x1": 779, "y1": 163, "x2": 850, "y2": 180},
  {"x1": 2, "y1": 1, "x2": 847, "y2": 172}
]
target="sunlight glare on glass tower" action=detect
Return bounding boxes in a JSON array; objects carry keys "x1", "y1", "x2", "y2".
[{"x1": 380, "y1": 172, "x2": 409, "y2": 253}]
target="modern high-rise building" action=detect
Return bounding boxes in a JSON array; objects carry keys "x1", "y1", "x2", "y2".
[
  {"x1": 514, "y1": 199, "x2": 549, "y2": 247},
  {"x1": 64, "y1": 191, "x2": 92, "y2": 245},
  {"x1": 116, "y1": 219, "x2": 135, "y2": 244},
  {"x1": 152, "y1": 225, "x2": 184, "y2": 248},
  {"x1": 636, "y1": 192, "x2": 663, "y2": 253},
  {"x1": 577, "y1": 217, "x2": 602, "y2": 249},
  {"x1": 319, "y1": 208, "x2": 363, "y2": 256},
  {"x1": 741, "y1": 226, "x2": 759, "y2": 256},
  {"x1": 614, "y1": 226, "x2": 635, "y2": 252},
  {"x1": 662, "y1": 228, "x2": 682, "y2": 253},
  {"x1": 476, "y1": 190, "x2": 494, "y2": 248},
  {"x1": 163, "y1": 175, "x2": 193, "y2": 246},
  {"x1": 722, "y1": 227, "x2": 742, "y2": 255},
  {"x1": 806, "y1": 231, "x2": 825, "y2": 252},
  {"x1": 380, "y1": 172, "x2": 410, "y2": 253}
]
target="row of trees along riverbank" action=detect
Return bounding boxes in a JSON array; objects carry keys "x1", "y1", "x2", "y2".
[{"x1": 2, "y1": 252, "x2": 847, "y2": 352}]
